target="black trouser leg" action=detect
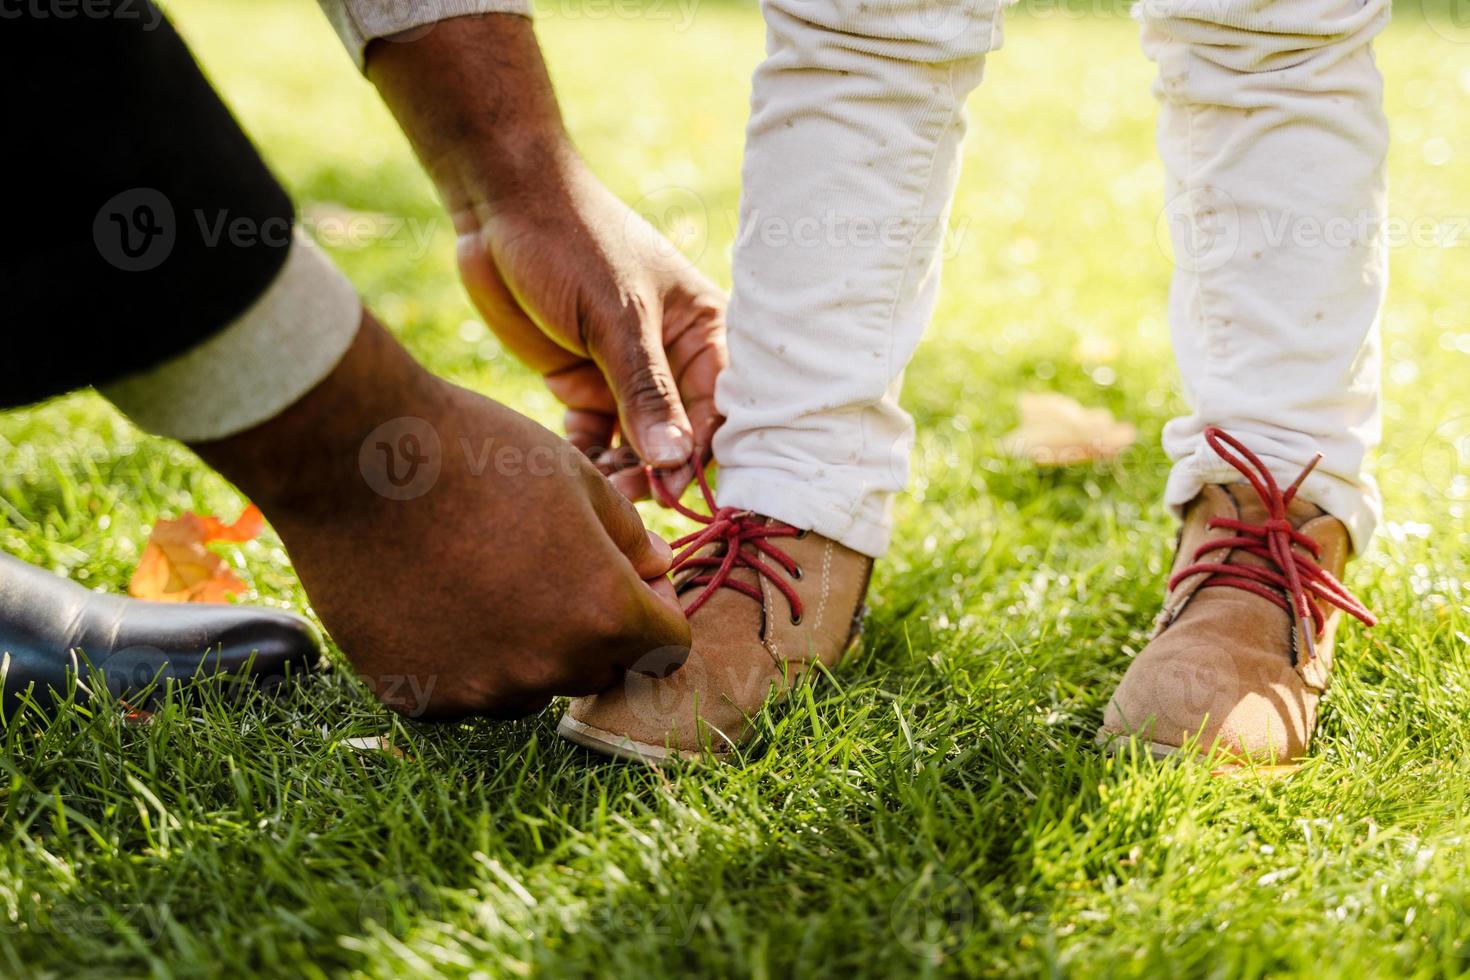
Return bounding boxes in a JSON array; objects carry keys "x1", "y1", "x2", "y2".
[{"x1": 0, "y1": 0, "x2": 295, "y2": 408}]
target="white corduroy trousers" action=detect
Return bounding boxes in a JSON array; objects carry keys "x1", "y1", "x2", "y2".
[{"x1": 713, "y1": 0, "x2": 1390, "y2": 557}]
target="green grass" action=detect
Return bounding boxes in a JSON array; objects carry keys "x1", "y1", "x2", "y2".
[{"x1": 3, "y1": 2, "x2": 1469, "y2": 976}]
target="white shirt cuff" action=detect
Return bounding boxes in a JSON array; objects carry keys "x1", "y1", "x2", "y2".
[
  {"x1": 317, "y1": 0, "x2": 534, "y2": 70},
  {"x1": 101, "y1": 230, "x2": 363, "y2": 443}
]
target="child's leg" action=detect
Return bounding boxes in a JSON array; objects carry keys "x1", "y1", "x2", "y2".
[
  {"x1": 1100, "y1": 0, "x2": 1391, "y2": 763},
  {"x1": 561, "y1": 0, "x2": 1004, "y2": 761},
  {"x1": 1146, "y1": 0, "x2": 1390, "y2": 551},
  {"x1": 712, "y1": 0, "x2": 1004, "y2": 559}
]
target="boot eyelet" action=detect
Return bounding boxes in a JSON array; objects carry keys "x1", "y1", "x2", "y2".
[
  {"x1": 790, "y1": 613, "x2": 803, "y2": 625},
  {"x1": 791, "y1": 566, "x2": 804, "y2": 581},
  {"x1": 795, "y1": 529, "x2": 810, "y2": 540}
]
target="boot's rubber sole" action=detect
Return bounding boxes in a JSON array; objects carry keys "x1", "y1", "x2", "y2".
[
  {"x1": 1094, "y1": 730, "x2": 1297, "y2": 772},
  {"x1": 556, "y1": 713, "x2": 719, "y2": 765},
  {"x1": 558, "y1": 625, "x2": 865, "y2": 766}
]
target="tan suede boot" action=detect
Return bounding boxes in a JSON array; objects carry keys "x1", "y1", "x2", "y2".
[
  {"x1": 558, "y1": 471, "x2": 872, "y2": 764},
  {"x1": 1098, "y1": 427, "x2": 1376, "y2": 764}
]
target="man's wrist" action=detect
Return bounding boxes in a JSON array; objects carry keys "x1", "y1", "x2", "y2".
[
  {"x1": 366, "y1": 12, "x2": 578, "y2": 220},
  {"x1": 438, "y1": 128, "x2": 582, "y2": 230},
  {"x1": 191, "y1": 316, "x2": 437, "y2": 520}
]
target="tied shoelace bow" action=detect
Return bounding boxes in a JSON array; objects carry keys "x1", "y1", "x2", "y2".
[
  {"x1": 1170, "y1": 427, "x2": 1376, "y2": 659},
  {"x1": 648, "y1": 464, "x2": 804, "y2": 621}
]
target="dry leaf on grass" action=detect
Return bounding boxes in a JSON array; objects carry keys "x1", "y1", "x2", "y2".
[
  {"x1": 340, "y1": 736, "x2": 411, "y2": 761},
  {"x1": 128, "y1": 505, "x2": 264, "y2": 603},
  {"x1": 1001, "y1": 392, "x2": 1136, "y2": 467}
]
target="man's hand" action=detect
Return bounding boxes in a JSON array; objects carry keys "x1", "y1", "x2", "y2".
[
  {"x1": 367, "y1": 14, "x2": 727, "y2": 500},
  {"x1": 455, "y1": 166, "x2": 726, "y2": 501},
  {"x1": 194, "y1": 316, "x2": 691, "y2": 718}
]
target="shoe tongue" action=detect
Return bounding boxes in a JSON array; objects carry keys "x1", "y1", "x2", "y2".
[
  {"x1": 1210, "y1": 483, "x2": 1339, "y2": 672},
  {"x1": 1224, "y1": 482, "x2": 1323, "y2": 529},
  {"x1": 1217, "y1": 483, "x2": 1325, "y2": 574},
  {"x1": 673, "y1": 544, "x2": 762, "y2": 595}
]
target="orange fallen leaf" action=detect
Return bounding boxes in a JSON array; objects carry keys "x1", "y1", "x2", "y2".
[
  {"x1": 1001, "y1": 392, "x2": 1136, "y2": 467},
  {"x1": 128, "y1": 505, "x2": 264, "y2": 603}
]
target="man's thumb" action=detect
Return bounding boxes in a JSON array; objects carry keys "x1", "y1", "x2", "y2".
[{"x1": 595, "y1": 312, "x2": 694, "y2": 468}]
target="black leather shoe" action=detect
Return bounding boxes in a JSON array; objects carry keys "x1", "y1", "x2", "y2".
[{"x1": 0, "y1": 552, "x2": 321, "y2": 716}]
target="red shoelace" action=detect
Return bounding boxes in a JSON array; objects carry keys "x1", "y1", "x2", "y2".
[
  {"x1": 648, "y1": 465, "x2": 804, "y2": 620},
  {"x1": 1169, "y1": 427, "x2": 1376, "y2": 656}
]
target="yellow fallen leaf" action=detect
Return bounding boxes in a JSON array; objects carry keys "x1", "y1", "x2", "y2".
[
  {"x1": 1001, "y1": 392, "x2": 1136, "y2": 467},
  {"x1": 128, "y1": 505, "x2": 264, "y2": 603},
  {"x1": 340, "y1": 736, "x2": 410, "y2": 761}
]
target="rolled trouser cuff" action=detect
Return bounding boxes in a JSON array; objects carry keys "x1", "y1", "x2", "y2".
[
  {"x1": 1165, "y1": 450, "x2": 1380, "y2": 554},
  {"x1": 101, "y1": 230, "x2": 361, "y2": 443},
  {"x1": 716, "y1": 469, "x2": 893, "y2": 559}
]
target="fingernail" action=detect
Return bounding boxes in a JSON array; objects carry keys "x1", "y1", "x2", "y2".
[
  {"x1": 646, "y1": 531, "x2": 673, "y2": 564},
  {"x1": 643, "y1": 423, "x2": 692, "y2": 466}
]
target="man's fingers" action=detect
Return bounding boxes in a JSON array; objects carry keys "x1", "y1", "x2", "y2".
[
  {"x1": 595, "y1": 443, "x2": 642, "y2": 473},
  {"x1": 621, "y1": 582, "x2": 692, "y2": 676},
  {"x1": 658, "y1": 289, "x2": 725, "y2": 504},
  {"x1": 616, "y1": 532, "x2": 690, "y2": 674},
  {"x1": 590, "y1": 442, "x2": 649, "y2": 500},
  {"x1": 457, "y1": 236, "x2": 584, "y2": 375},
  {"x1": 609, "y1": 466, "x2": 651, "y2": 501},
  {"x1": 643, "y1": 529, "x2": 674, "y2": 572},
  {"x1": 565, "y1": 407, "x2": 617, "y2": 459},
  {"x1": 644, "y1": 571, "x2": 680, "y2": 612},
  {"x1": 588, "y1": 472, "x2": 675, "y2": 580},
  {"x1": 685, "y1": 403, "x2": 724, "y2": 468},
  {"x1": 665, "y1": 305, "x2": 728, "y2": 458},
  {"x1": 648, "y1": 459, "x2": 695, "y2": 502},
  {"x1": 591, "y1": 306, "x2": 695, "y2": 469}
]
